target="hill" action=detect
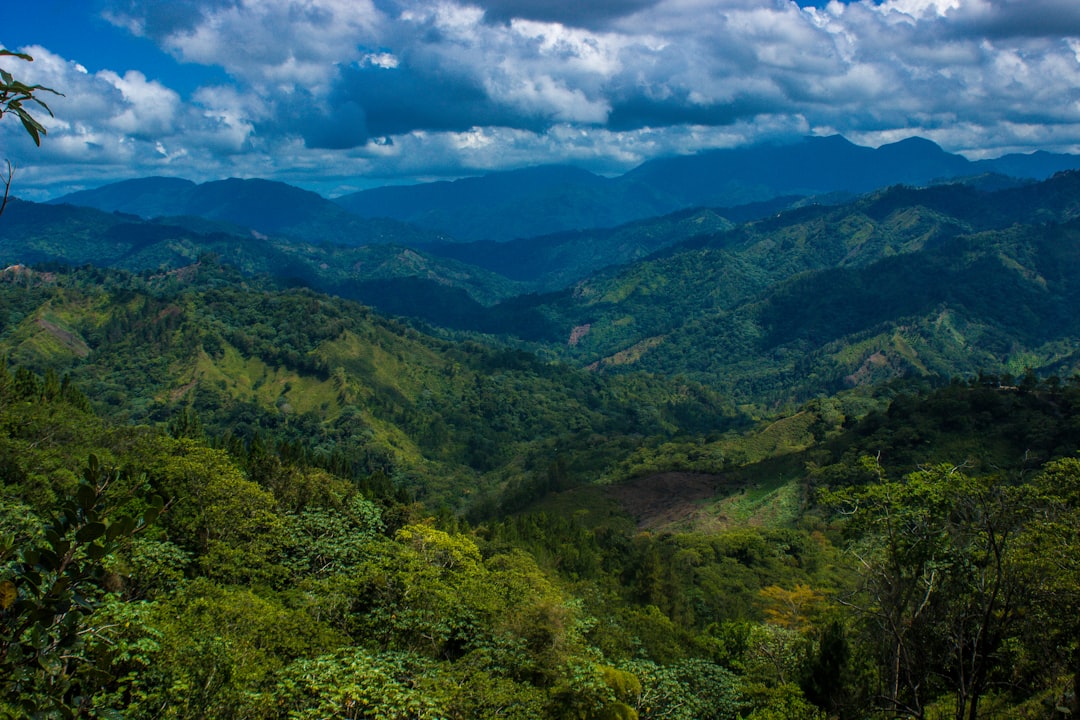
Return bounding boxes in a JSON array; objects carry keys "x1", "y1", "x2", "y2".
[
  {"x1": 52, "y1": 177, "x2": 447, "y2": 246},
  {"x1": 4, "y1": 274, "x2": 1080, "y2": 719},
  {"x1": 413, "y1": 196, "x2": 806, "y2": 292},
  {"x1": 0, "y1": 262, "x2": 740, "y2": 508},
  {"x1": 434, "y1": 171, "x2": 1080, "y2": 408},
  {"x1": 0, "y1": 198, "x2": 519, "y2": 306}
]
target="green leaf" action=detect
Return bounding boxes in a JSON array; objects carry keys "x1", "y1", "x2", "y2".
[
  {"x1": 77, "y1": 484, "x2": 97, "y2": 511},
  {"x1": 75, "y1": 521, "x2": 107, "y2": 544},
  {"x1": 106, "y1": 516, "x2": 135, "y2": 541},
  {"x1": 0, "y1": 49, "x2": 34, "y2": 61},
  {"x1": 37, "y1": 548, "x2": 60, "y2": 571}
]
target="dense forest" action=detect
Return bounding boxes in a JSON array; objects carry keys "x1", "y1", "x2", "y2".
[
  {"x1": 4, "y1": 16, "x2": 1080, "y2": 719},
  {"x1": 2, "y1": 260, "x2": 1079, "y2": 719}
]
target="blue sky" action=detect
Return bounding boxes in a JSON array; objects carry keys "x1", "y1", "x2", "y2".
[{"x1": 4, "y1": 0, "x2": 1080, "y2": 200}]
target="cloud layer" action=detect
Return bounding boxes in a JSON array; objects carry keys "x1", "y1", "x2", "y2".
[{"x1": 4, "y1": 0, "x2": 1080, "y2": 198}]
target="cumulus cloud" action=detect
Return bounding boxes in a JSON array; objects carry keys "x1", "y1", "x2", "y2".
[{"x1": 6, "y1": 0, "x2": 1080, "y2": 198}]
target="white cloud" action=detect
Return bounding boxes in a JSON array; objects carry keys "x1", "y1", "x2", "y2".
[
  {"x1": 149, "y1": 0, "x2": 383, "y2": 91},
  {"x1": 97, "y1": 70, "x2": 181, "y2": 136},
  {"x1": 7, "y1": 0, "x2": 1080, "y2": 198}
]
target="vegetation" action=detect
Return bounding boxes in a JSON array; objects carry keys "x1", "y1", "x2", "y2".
[
  {"x1": 1, "y1": 49, "x2": 60, "y2": 148},
  {"x1": 2, "y1": 86, "x2": 1079, "y2": 716},
  {"x1": 3, "y1": 259, "x2": 1080, "y2": 717},
  {"x1": 1, "y1": 49, "x2": 61, "y2": 217}
]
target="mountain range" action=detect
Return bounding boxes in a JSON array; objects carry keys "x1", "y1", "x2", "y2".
[
  {"x1": 3, "y1": 134, "x2": 1079, "y2": 412},
  {"x1": 53, "y1": 176, "x2": 450, "y2": 246},
  {"x1": 52, "y1": 135, "x2": 1080, "y2": 244}
]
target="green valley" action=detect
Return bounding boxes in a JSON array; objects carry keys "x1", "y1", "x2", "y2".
[{"x1": 4, "y1": 148, "x2": 1080, "y2": 720}]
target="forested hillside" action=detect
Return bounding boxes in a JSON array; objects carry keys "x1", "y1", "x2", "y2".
[
  {"x1": 2, "y1": 254, "x2": 1079, "y2": 718},
  {"x1": 476, "y1": 172, "x2": 1080, "y2": 409},
  {"x1": 5, "y1": 137, "x2": 1080, "y2": 720}
]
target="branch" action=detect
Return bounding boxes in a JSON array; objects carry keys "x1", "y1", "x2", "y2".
[{"x1": 0, "y1": 160, "x2": 11, "y2": 217}]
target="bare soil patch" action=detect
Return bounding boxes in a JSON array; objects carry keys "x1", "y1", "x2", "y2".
[
  {"x1": 35, "y1": 318, "x2": 90, "y2": 358},
  {"x1": 607, "y1": 472, "x2": 733, "y2": 531}
]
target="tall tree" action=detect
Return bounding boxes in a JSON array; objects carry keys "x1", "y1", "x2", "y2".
[{"x1": 830, "y1": 462, "x2": 1032, "y2": 720}]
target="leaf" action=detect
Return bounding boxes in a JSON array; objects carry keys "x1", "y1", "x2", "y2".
[
  {"x1": 106, "y1": 516, "x2": 135, "y2": 542},
  {"x1": 37, "y1": 548, "x2": 60, "y2": 571},
  {"x1": 77, "y1": 484, "x2": 97, "y2": 511},
  {"x1": 75, "y1": 521, "x2": 107, "y2": 544},
  {"x1": 142, "y1": 505, "x2": 161, "y2": 526},
  {"x1": 0, "y1": 580, "x2": 16, "y2": 609},
  {"x1": 0, "y1": 49, "x2": 34, "y2": 61}
]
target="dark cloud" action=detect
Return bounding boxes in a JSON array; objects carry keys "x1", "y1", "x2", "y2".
[
  {"x1": 950, "y1": 0, "x2": 1080, "y2": 39},
  {"x1": 103, "y1": 0, "x2": 238, "y2": 39},
  {"x1": 298, "y1": 62, "x2": 549, "y2": 149},
  {"x1": 303, "y1": 101, "x2": 370, "y2": 149},
  {"x1": 607, "y1": 93, "x2": 772, "y2": 130},
  {"x1": 477, "y1": 0, "x2": 661, "y2": 27}
]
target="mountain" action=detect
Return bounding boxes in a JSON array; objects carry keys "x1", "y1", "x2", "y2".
[
  {"x1": 974, "y1": 149, "x2": 1080, "y2": 179},
  {"x1": 9, "y1": 169, "x2": 1080, "y2": 720},
  {"x1": 411, "y1": 171, "x2": 1080, "y2": 407},
  {"x1": 51, "y1": 137, "x2": 1080, "y2": 249},
  {"x1": 335, "y1": 164, "x2": 679, "y2": 242},
  {"x1": 334, "y1": 135, "x2": 1080, "y2": 242},
  {"x1": 52, "y1": 177, "x2": 447, "y2": 246},
  {"x1": 0, "y1": 262, "x2": 738, "y2": 503},
  {"x1": 28, "y1": 169, "x2": 1080, "y2": 410},
  {"x1": 416, "y1": 206, "x2": 738, "y2": 289},
  {"x1": 620, "y1": 135, "x2": 972, "y2": 208}
]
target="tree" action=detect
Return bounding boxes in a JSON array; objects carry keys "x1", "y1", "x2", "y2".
[
  {"x1": 1012, "y1": 458, "x2": 1080, "y2": 715},
  {"x1": 828, "y1": 462, "x2": 1032, "y2": 720},
  {"x1": 1, "y1": 48, "x2": 61, "y2": 215},
  {"x1": 0, "y1": 455, "x2": 162, "y2": 718}
]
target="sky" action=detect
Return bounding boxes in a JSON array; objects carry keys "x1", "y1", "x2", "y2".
[{"x1": 3, "y1": 0, "x2": 1080, "y2": 200}]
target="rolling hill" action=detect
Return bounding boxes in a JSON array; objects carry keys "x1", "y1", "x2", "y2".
[
  {"x1": 445, "y1": 171, "x2": 1080, "y2": 406},
  {"x1": 0, "y1": 198, "x2": 520, "y2": 307}
]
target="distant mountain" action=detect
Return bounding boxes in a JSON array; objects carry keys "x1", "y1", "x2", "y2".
[
  {"x1": 334, "y1": 136, "x2": 1080, "y2": 242},
  {"x1": 53, "y1": 177, "x2": 447, "y2": 247},
  {"x1": 335, "y1": 165, "x2": 678, "y2": 243},
  {"x1": 416, "y1": 196, "x2": 802, "y2": 291},
  {"x1": 973, "y1": 150, "x2": 1080, "y2": 179},
  {"x1": 621, "y1": 136, "x2": 971, "y2": 208}
]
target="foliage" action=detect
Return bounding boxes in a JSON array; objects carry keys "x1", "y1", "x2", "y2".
[
  {"x1": 2, "y1": 245, "x2": 1080, "y2": 720},
  {"x1": 1, "y1": 49, "x2": 61, "y2": 217},
  {"x1": 0, "y1": 455, "x2": 160, "y2": 718},
  {"x1": 825, "y1": 461, "x2": 1073, "y2": 719},
  {"x1": 0, "y1": 50, "x2": 60, "y2": 147}
]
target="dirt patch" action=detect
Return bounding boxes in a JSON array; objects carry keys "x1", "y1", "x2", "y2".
[
  {"x1": 568, "y1": 324, "x2": 591, "y2": 346},
  {"x1": 35, "y1": 318, "x2": 90, "y2": 358},
  {"x1": 170, "y1": 376, "x2": 199, "y2": 401},
  {"x1": 607, "y1": 472, "x2": 733, "y2": 531}
]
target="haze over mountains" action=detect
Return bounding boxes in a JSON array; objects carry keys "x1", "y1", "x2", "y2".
[{"x1": 52, "y1": 136, "x2": 1080, "y2": 243}]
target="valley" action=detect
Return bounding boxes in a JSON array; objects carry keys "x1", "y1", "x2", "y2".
[{"x1": 4, "y1": 137, "x2": 1080, "y2": 719}]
